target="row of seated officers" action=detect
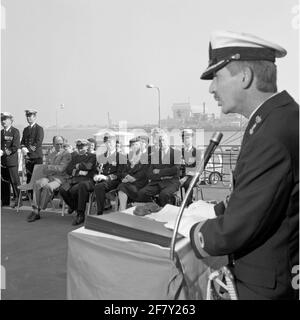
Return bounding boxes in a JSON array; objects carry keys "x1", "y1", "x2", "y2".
[{"x1": 26, "y1": 128, "x2": 200, "y2": 225}]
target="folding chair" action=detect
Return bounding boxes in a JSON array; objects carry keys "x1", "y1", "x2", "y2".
[
  {"x1": 50, "y1": 190, "x2": 66, "y2": 216},
  {"x1": 16, "y1": 164, "x2": 47, "y2": 213},
  {"x1": 86, "y1": 188, "x2": 119, "y2": 215}
]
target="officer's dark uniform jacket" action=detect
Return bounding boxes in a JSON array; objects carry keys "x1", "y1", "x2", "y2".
[
  {"x1": 98, "y1": 151, "x2": 127, "y2": 181},
  {"x1": 65, "y1": 152, "x2": 97, "y2": 185},
  {"x1": 147, "y1": 146, "x2": 181, "y2": 183},
  {"x1": 1, "y1": 126, "x2": 20, "y2": 167},
  {"x1": 190, "y1": 91, "x2": 299, "y2": 299},
  {"x1": 20, "y1": 123, "x2": 44, "y2": 159}
]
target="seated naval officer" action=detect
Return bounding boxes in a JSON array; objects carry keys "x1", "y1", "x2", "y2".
[
  {"x1": 137, "y1": 130, "x2": 181, "y2": 206},
  {"x1": 59, "y1": 139, "x2": 97, "y2": 225},
  {"x1": 93, "y1": 133, "x2": 126, "y2": 215},
  {"x1": 180, "y1": 129, "x2": 199, "y2": 207},
  {"x1": 189, "y1": 31, "x2": 299, "y2": 300},
  {"x1": 27, "y1": 135, "x2": 72, "y2": 222},
  {"x1": 20, "y1": 109, "x2": 44, "y2": 184},
  {"x1": 117, "y1": 137, "x2": 148, "y2": 211},
  {"x1": 1, "y1": 112, "x2": 21, "y2": 208}
]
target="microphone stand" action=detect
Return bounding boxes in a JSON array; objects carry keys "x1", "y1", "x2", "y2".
[{"x1": 169, "y1": 132, "x2": 223, "y2": 260}]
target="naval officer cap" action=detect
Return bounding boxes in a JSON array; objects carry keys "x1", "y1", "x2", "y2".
[
  {"x1": 1, "y1": 112, "x2": 13, "y2": 120},
  {"x1": 25, "y1": 109, "x2": 38, "y2": 116},
  {"x1": 201, "y1": 30, "x2": 287, "y2": 80},
  {"x1": 182, "y1": 128, "x2": 193, "y2": 137},
  {"x1": 75, "y1": 139, "x2": 89, "y2": 146}
]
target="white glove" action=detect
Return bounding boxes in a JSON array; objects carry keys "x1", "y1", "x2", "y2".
[
  {"x1": 21, "y1": 147, "x2": 29, "y2": 155},
  {"x1": 93, "y1": 174, "x2": 108, "y2": 182},
  {"x1": 0, "y1": 150, "x2": 3, "y2": 157},
  {"x1": 78, "y1": 170, "x2": 88, "y2": 176}
]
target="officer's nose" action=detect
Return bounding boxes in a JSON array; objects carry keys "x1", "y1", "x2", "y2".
[{"x1": 209, "y1": 77, "x2": 216, "y2": 94}]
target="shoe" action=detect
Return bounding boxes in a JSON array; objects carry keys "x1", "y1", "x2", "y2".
[
  {"x1": 27, "y1": 212, "x2": 41, "y2": 222},
  {"x1": 96, "y1": 211, "x2": 103, "y2": 215},
  {"x1": 67, "y1": 207, "x2": 75, "y2": 214},
  {"x1": 72, "y1": 215, "x2": 85, "y2": 226}
]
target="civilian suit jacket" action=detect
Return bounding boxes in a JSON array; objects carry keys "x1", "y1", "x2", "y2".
[
  {"x1": 191, "y1": 91, "x2": 299, "y2": 299},
  {"x1": 1, "y1": 126, "x2": 20, "y2": 167},
  {"x1": 20, "y1": 123, "x2": 44, "y2": 159},
  {"x1": 43, "y1": 150, "x2": 72, "y2": 184}
]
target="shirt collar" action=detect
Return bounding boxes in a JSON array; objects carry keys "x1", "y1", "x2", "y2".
[
  {"x1": 249, "y1": 92, "x2": 280, "y2": 121},
  {"x1": 30, "y1": 122, "x2": 36, "y2": 128},
  {"x1": 4, "y1": 126, "x2": 11, "y2": 132}
]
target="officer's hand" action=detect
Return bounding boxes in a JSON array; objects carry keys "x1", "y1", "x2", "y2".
[
  {"x1": 153, "y1": 169, "x2": 160, "y2": 174},
  {"x1": 93, "y1": 174, "x2": 101, "y2": 182},
  {"x1": 5, "y1": 149, "x2": 12, "y2": 155},
  {"x1": 21, "y1": 147, "x2": 29, "y2": 155},
  {"x1": 0, "y1": 150, "x2": 3, "y2": 157},
  {"x1": 30, "y1": 145, "x2": 36, "y2": 151},
  {"x1": 127, "y1": 175, "x2": 136, "y2": 183}
]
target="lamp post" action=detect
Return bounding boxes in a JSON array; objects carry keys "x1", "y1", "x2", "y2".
[
  {"x1": 56, "y1": 103, "x2": 64, "y2": 134},
  {"x1": 146, "y1": 84, "x2": 161, "y2": 128}
]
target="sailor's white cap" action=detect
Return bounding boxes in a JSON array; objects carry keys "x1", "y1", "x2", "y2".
[{"x1": 201, "y1": 30, "x2": 287, "y2": 80}]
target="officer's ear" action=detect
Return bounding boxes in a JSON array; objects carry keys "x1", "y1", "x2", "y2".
[{"x1": 241, "y1": 66, "x2": 253, "y2": 89}]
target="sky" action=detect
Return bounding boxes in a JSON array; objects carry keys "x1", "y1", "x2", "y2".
[{"x1": 1, "y1": 0, "x2": 299, "y2": 127}]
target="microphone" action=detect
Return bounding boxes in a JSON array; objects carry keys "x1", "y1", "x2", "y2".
[{"x1": 170, "y1": 131, "x2": 223, "y2": 260}]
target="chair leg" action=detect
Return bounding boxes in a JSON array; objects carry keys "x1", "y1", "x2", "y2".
[
  {"x1": 61, "y1": 200, "x2": 65, "y2": 217},
  {"x1": 17, "y1": 191, "x2": 22, "y2": 213},
  {"x1": 86, "y1": 192, "x2": 94, "y2": 216},
  {"x1": 28, "y1": 192, "x2": 32, "y2": 206}
]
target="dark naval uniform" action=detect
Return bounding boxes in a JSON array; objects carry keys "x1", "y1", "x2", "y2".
[
  {"x1": 20, "y1": 123, "x2": 44, "y2": 183},
  {"x1": 94, "y1": 151, "x2": 126, "y2": 214},
  {"x1": 59, "y1": 152, "x2": 97, "y2": 217},
  {"x1": 1, "y1": 126, "x2": 21, "y2": 205},
  {"x1": 137, "y1": 146, "x2": 181, "y2": 206},
  {"x1": 190, "y1": 91, "x2": 299, "y2": 299}
]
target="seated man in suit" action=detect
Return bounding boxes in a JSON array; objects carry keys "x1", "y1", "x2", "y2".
[
  {"x1": 137, "y1": 130, "x2": 181, "y2": 206},
  {"x1": 118, "y1": 137, "x2": 148, "y2": 211},
  {"x1": 27, "y1": 135, "x2": 72, "y2": 222},
  {"x1": 59, "y1": 139, "x2": 97, "y2": 226},
  {"x1": 93, "y1": 133, "x2": 126, "y2": 215}
]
